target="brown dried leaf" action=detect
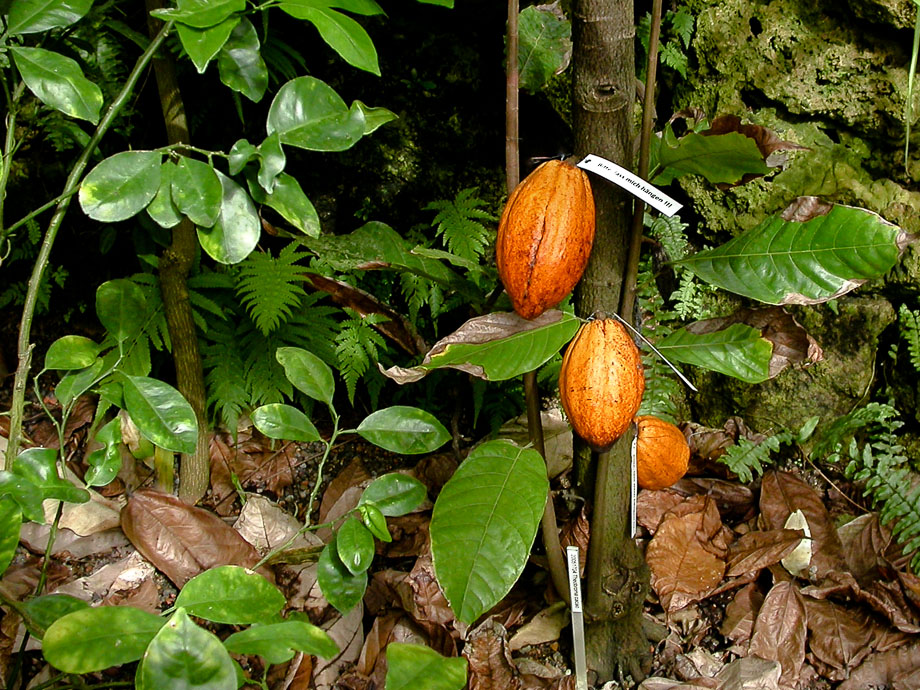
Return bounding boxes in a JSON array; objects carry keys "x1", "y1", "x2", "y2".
[
  {"x1": 412, "y1": 453, "x2": 459, "y2": 497},
  {"x1": 803, "y1": 597, "x2": 873, "y2": 677},
  {"x1": 837, "y1": 512, "x2": 892, "y2": 581},
  {"x1": 802, "y1": 569, "x2": 920, "y2": 634},
  {"x1": 377, "y1": 513, "x2": 430, "y2": 559},
  {"x1": 726, "y1": 529, "x2": 804, "y2": 577},
  {"x1": 464, "y1": 619, "x2": 520, "y2": 690},
  {"x1": 559, "y1": 505, "x2": 589, "y2": 571},
  {"x1": 120, "y1": 488, "x2": 263, "y2": 587},
  {"x1": 720, "y1": 582, "x2": 764, "y2": 644},
  {"x1": 394, "y1": 554, "x2": 457, "y2": 636},
  {"x1": 713, "y1": 656, "x2": 782, "y2": 690},
  {"x1": 319, "y1": 458, "x2": 370, "y2": 524},
  {"x1": 748, "y1": 581, "x2": 807, "y2": 689},
  {"x1": 838, "y1": 640, "x2": 920, "y2": 690},
  {"x1": 637, "y1": 490, "x2": 685, "y2": 535},
  {"x1": 759, "y1": 470, "x2": 845, "y2": 578},
  {"x1": 313, "y1": 604, "x2": 364, "y2": 690},
  {"x1": 671, "y1": 477, "x2": 756, "y2": 522},
  {"x1": 780, "y1": 196, "x2": 833, "y2": 223},
  {"x1": 705, "y1": 115, "x2": 809, "y2": 161}
]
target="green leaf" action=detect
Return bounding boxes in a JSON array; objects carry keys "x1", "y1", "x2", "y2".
[
  {"x1": 651, "y1": 130, "x2": 770, "y2": 185},
  {"x1": 261, "y1": 173, "x2": 321, "y2": 236},
  {"x1": 11, "y1": 46, "x2": 103, "y2": 123},
  {"x1": 266, "y1": 76, "x2": 367, "y2": 152},
  {"x1": 0, "y1": 471, "x2": 45, "y2": 523},
  {"x1": 0, "y1": 497, "x2": 22, "y2": 577},
  {"x1": 84, "y1": 416, "x2": 122, "y2": 486},
  {"x1": 317, "y1": 534, "x2": 367, "y2": 613},
  {"x1": 218, "y1": 17, "x2": 268, "y2": 102},
  {"x1": 44, "y1": 335, "x2": 102, "y2": 370},
  {"x1": 385, "y1": 643, "x2": 468, "y2": 690},
  {"x1": 654, "y1": 323, "x2": 773, "y2": 383},
  {"x1": 282, "y1": 6, "x2": 379, "y2": 75},
  {"x1": 122, "y1": 375, "x2": 198, "y2": 454},
  {"x1": 147, "y1": 162, "x2": 182, "y2": 228},
  {"x1": 518, "y1": 4, "x2": 572, "y2": 93},
  {"x1": 675, "y1": 204, "x2": 905, "y2": 305},
  {"x1": 258, "y1": 132, "x2": 286, "y2": 193},
  {"x1": 96, "y1": 278, "x2": 146, "y2": 342},
  {"x1": 279, "y1": 0, "x2": 384, "y2": 15},
  {"x1": 13, "y1": 447, "x2": 90, "y2": 506},
  {"x1": 251, "y1": 403, "x2": 320, "y2": 442},
  {"x1": 172, "y1": 157, "x2": 222, "y2": 228},
  {"x1": 8, "y1": 0, "x2": 94, "y2": 34},
  {"x1": 354, "y1": 100, "x2": 397, "y2": 134},
  {"x1": 175, "y1": 566, "x2": 285, "y2": 624},
  {"x1": 357, "y1": 503, "x2": 391, "y2": 542},
  {"x1": 430, "y1": 439, "x2": 548, "y2": 624},
  {"x1": 197, "y1": 170, "x2": 260, "y2": 264},
  {"x1": 276, "y1": 346, "x2": 335, "y2": 406},
  {"x1": 176, "y1": 16, "x2": 240, "y2": 74},
  {"x1": 54, "y1": 359, "x2": 106, "y2": 410},
  {"x1": 79, "y1": 151, "x2": 162, "y2": 221},
  {"x1": 20, "y1": 594, "x2": 89, "y2": 639},
  {"x1": 336, "y1": 516, "x2": 375, "y2": 574},
  {"x1": 223, "y1": 620, "x2": 339, "y2": 665},
  {"x1": 357, "y1": 406, "x2": 449, "y2": 454},
  {"x1": 417, "y1": 0, "x2": 453, "y2": 5},
  {"x1": 138, "y1": 608, "x2": 236, "y2": 690},
  {"x1": 228, "y1": 138, "x2": 258, "y2": 175},
  {"x1": 358, "y1": 473, "x2": 426, "y2": 517},
  {"x1": 43, "y1": 605, "x2": 165, "y2": 673},
  {"x1": 150, "y1": 0, "x2": 244, "y2": 28}
]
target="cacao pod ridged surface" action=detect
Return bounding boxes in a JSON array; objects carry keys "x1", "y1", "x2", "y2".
[
  {"x1": 635, "y1": 415, "x2": 690, "y2": 490},
  {"x1": 496, "y1": 159, "x2": 595, "y2": 320},
  {"x1": 558, "y1": 318, "x2": 644, "y2": 452}
]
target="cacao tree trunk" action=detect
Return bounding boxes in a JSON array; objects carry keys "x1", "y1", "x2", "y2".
[{"x1": 572, "y1": 0, "x2": 651, "y2": 683}]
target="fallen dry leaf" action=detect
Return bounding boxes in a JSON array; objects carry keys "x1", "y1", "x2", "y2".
[
  {"x1": 748, "y1": 581, "x2": 807, "y2": 689},
  {"x1": 720, "y1": 582, "x2": 764, "y2": 645},
  {"x1": 319, "y1": 457, "x2": 370, "y2": 524},
  {"x1": 803, "y1": 597, "x2": 873, "y2": 678},
  {"x1": 726, "y1": 529, "x2": 804, "y2": 578},
  {"x1": 713, "y1": 655, "x2": 782, "y2": 689},
  {"x1": 464, "y1": 619, "x2": 520, "y2": 690},
  {"x1": 313, "y1": 603, "x2": 364, "y2": 690},
  {"x1": 559, "y1": 504, "x2": 589, "y2": 572},
  {"x1": 838, "y1": 639, "x2": 920, "y2": 690},
  {"x1": 637, "y1": 490, "x2": 685, "y2": 535},
  {"x1": 509, "y1": 602, "x2": 567, "y2": 651}
]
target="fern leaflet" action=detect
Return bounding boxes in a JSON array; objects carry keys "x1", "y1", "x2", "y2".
[
  {"x1": 235, "y1": 243, "x2": 309, "y2": 335},
  {"x1": 425, "y1": 188, "x2": 496, "y2": 262},
  {"x1": 335, "y1": 310, "x2": 388, "y2": 404},
  {"x1": 720, "y1": 432, "x2": 791, "y2": 483},
  {"x1": 899, "y1": 304, "x2": 920, "y2": 373}
]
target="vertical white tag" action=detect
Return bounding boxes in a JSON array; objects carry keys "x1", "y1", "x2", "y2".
[
  {"x1": 577, "y1": 154, "x2": 683, "y2": 217},
  {"x1": 630, "y1": 432, "x2": 638, "y2": 539},
  {"x1": 566, "y1": 546, "x2": 582, "y2": 613}
]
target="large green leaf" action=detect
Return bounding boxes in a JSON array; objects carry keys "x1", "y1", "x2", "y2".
[
  {"x1": 276, "y1": 346, "x2": 335, "y2": 405},
  {"x1": 8, "y1": 0, "x2": 94, "y2": 34},
  {"x1": 79, "y1": 151, "x2": 161, "y2": 221},
  {"x1": 11, "y1": 46, "x2": 103, "y2": 123},
  {"x1": 251, "y1": 403, "x2": 321, "y2": 442},
  {"x1": 218, "y1": 17, "x2": 268, "y2": 102},
  {"x1": 651, "y1": 129, "x2": 771, "y2": 185},
  {"x1": 430, "y1": 439, "x2": 548, "y2": 624},
  {"x1": 358, "y1": 473, "x2": 426, "y2": 517},
  {"x1": 175, "y1": 566, "x2": 285, "y2": 624},
  {"x1": 122, "y1": 375, "x2": 198, "y2": 454},
  {"x1": 196, "y1": 170, "x2": 260, "y2": 264},
  {"x1": 381, "y1": 310, "x2": 578, "y2": 383},
  {"x1": 357, "y1": 406, "x2": 450, "y2": 454},
  {"x1": 336, "y1": 516, "x2": 375, "y2": 574},
  {"x1": 317, "y1": 534, "x2": 367, "y2": 613},
  {"x1": 43, "y1": 605, "x2": 165, "y2": 673},
  {"x1": 385, "y1": 643, "x2": 468, "y2": 690},
  {"x1": 279, "y1": 0, "x2": 384, "y2": 15},
  {"x1": 20, "y1": 594, "x2": 89, "y2": 639},
  {"x1": 223, "y1": 620, "x2": 339, "y2": 665},
  {"x1": 44, "y1": 335, "x2": 102, "y2": 370},
  {"x1": 260, "y1": 173, "x2": 321, "y2": 236},
  {"x1": 257, "y1": 133, "x2": 286, "y2": 193},
  {"x1": 518, "y1": 4, "x2": 571, "y2": 93},
  {"x1": 84, "y1": 416, "x2": 122, "y2": 486},
  {"x1": 150, "y1": 0, "x2": 244, "y2": 28},
  {"x1": 354, "y1": 100, "x2": 398, "y2": 133},
  {"x1": 137, "y1": 608, "x2": 236, "y2": 690},
  {"x1": 147, "y1": 162, "x2": 183, "y2": 228},
  {"x1": 54, "y1": 358, "x2": 106, "y2": 409},
  {"x1": 281, "y1": 5, "x2": 379, "y2": 75},
  {"x1": 654, "y1": 323, "x2": 773, "y2": 383},
  {"x1": 176, "y1": 16, "x2": 240, "y2": 74},
  {"x1": 96, "y1": 278, "x2": 146, "y2": 342},
  {"x1": 266, "y1": 76, "x2": 367, "y2": 151},
  {"x1": 10, "y1": 448, "x2": 90, "y2": 508},
  {"x1": 172, "y1": 157, "x2": 222, "y2": 228},
  {"x1": 0, "y1": 471, "x2": 45, "y2": 523},
  {"x1": 0, "y1": 497, "x2": 22, "y2": 577}
]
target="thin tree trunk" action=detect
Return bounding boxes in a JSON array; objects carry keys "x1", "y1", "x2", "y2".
[
  {"x1": 572, "y1": 0, "x2": 651, "y2": 683},
  {"x1": 146, "y1": 0, "x2": 210, "y2": 504}
]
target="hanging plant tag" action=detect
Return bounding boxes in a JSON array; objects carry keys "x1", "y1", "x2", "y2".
[
  {"x1": 577, "y1": 154, "x2": 682, "y2": 216},
  {"x1": 630, "y1": 431, "x2": 638, "y2": 539},
  {"x1": 566, "y1": 546, "x2": 588, "y2": 690}
]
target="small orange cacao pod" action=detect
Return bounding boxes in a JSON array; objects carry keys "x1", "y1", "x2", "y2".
[
  {"x1": 496, "y1": 159, "x2": 595, "y2": 320},
  {"x1": 558, "y1": 318, "x2": 644, "y2": 452},
  {"x1": 635, "y1": 415, "x2": 690, "y2": 490}
]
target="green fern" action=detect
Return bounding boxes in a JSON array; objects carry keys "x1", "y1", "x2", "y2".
[
  {"x1": 646, "y1": 212, "x2": 691, "y2": 261},
  {"x1": 235, "y1": 243, "x2": 309, "y2": 335},
  {"x1": 899, "y1": 304, "x2": 920, "y2": 373},
  {"x1": 811, "y1": 402, "x2": 899, "y2": 461},
  {"x1": 335, "y1": 310, "x2": 388, "y2": 404},
  {"x1": 720, "y1": 432, "x2": 791, "y2": 483},
  {"x1": 202, "y1": 320, "x2": 250, "y2": 431},
  {"x1": 425, "y1": 188, "x2": 496, "y2": 263}
]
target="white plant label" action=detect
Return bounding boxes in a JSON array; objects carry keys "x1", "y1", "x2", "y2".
[
  {"x1": 566, "y1": 546, "x2": 583, "y2": 613},
  {"x1": 630, "y1": 431, "x2": 638, "y2": 539},
  {"x1": 577, "y1": 154, "x2": 683, "y2": 217}
]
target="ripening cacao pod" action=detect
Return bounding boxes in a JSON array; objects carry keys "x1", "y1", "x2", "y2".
[
  {"x1": 635, "y1": 415, "x2": 690, "y2": 490},
  {"x1": 496, "y1": 159, "x2": 595, "y2": 320},
  {"x1": 558, "y1": 318, "x2": 644, "y2": 451}
]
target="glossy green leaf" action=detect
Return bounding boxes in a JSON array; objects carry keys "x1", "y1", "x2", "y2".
[
  {"x1": 122, "y1": 375, "x2": 198, "y2": 454},
  {"x1": 43, "y1": 605, "x2": 165, "y2": 673},
  {"x1": 251, "y1": 403, "x2": 320, "y2": 442},
  {"x1": 0, "y1": 471, "x2": 45, "y2": 523},
  {"x1": 676, "y1": 204, "x2": 905, "y2": 305},
  {"x1": 96, "y1": 278, "x2": 146, "y2": 342},
  {"x1": 11, "y1": 46, "x2": 103, "y2": 123},
  {"x1": 354, "y1": 100, "x2": 398, "y2": 134},
  {"x1": 337, "y1": 517, "x2": 375, "y2": 575},
  {"x1": 258, "y1": 132, "x2": 286, "y2": 192},
  {"x1": 21, "y1": 594, "x2": 89, "y2": 639},
  {"x1": 382, "y1": 311, "x2": 578, "y2": 384},
  {"x1": 317, "y1": 534, "x2": 367, "y2": 613},
  {"x1": 417, "y1": 0, "x2": 453, "y2": 5},
  {"x1": 138, "y1": 608, "x2": 236, "y2": 690},
  {"x1": 261, "y1": 173, "x2": 321, "y2": 236},
  {"x1": 651, "y1": 130, "x2": 770, "y2": 185},
  {"x1": 357, "y1": 503, "x2": 391, "y2": 542},
  {"x1": 79, "y1": 151, "x2": 161, "y2": 221},
  {"x1": 385, "y1": 643, "x2": 468, "y2": 690},
  {"x1": 175, "y1": 566, "x2": 285, "y2": 624},
  {"x1": 284, "y1": 6, "x2": 379, "y2": 75},
  {"x1": 54, "y1": 358, "x2": 105, "y2": 409},
  {"x1": 218, "y1": 17, "x2": 268, "y2": 102},
  {"x1": 196, "y1": 170, "x2": 260, "y2": 264},
  {"x1": 13, "y1": 447, "x2": 90, "y2": 506},
  {"x1": 172, "y1": 157, "x2": 222, "y2": 228},
  {"x1": 150, "y1": 0, "x2": 244, "y2": 28},
  {"x1": 84, "y1": 417, "x2": 122, "y2": 486},
  {"x1": 147, "y1": 162, "x2": 182, "y2": 228},
  {"x1": 0, "y1": 497, "x2": 22, "y2": 577},
  {"x1": 358, "y1": 473, "x2": 426, "y2": 517},
  {"x1": 228, "y1": 138, "x2": 258, "y2": 175},
  {"x1": 44, "y1": 335, "x2": 102, "y2": 370},
  {"x1": 430, "y1": 439, "x2": 548, "y2": 624},
  {"x1": 266, "y1": 76, "x2": 367, "y2": 151},
  {"x1": 176, "y1": 16, "x2": 240, "y2": 74},
  {"x1": 276, "y1": 346, "x2": 334, "y2": 405},
  {"x1": 223, "y1": 620, "x2": 339, "y2": 664},
  {"x1": 654, "y1": 323, "x2": 773, "y2": 384},
  {"x1": 518, "y1": 4, "x2": 572, "y2": 93},
  {"x1": 8, "y1": 0, "x2": 94, "y2": 34},
  {"x1": 279, "y1": 0, "x2": 384, "y2": 15},
  {"x1": 357, "y1": 406, "x2": 449, "y2": 454}
]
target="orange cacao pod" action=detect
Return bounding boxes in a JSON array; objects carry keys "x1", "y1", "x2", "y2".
[
  {"x1": 496, "y1": 159, "x2": 595, "y2": 319},
  {"x1": 558, "y1": 318, "x2": 644, "y2": 451},
  {"x1": 635, "y1": 415, "x2": 690, "y2": 490}
]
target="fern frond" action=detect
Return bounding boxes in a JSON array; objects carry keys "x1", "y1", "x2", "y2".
[
  {"x1": 719, "y1": 432, "x2": 790, "y2": 483},
  {"x1": 899, "y1": 304, "x2": 920, "y2": 373},
  {"x1": 201, "y1": 319, "x2": 249, "y2": 430},
  {"x1": 235, "y1": 244, "x2": 309, "y2": 335},
  {"x1": 275, "y1": 295, "x2": 341, "y2": 367},
  {"x1": 811, "y1": 402, "x2": 899, "y2": 461},
  {"x1": 425, "y1": 188, "x2": 496, "y2": 262},
  {"x1": 670, "y1": 8, "x2": 695, "y2": 49},
  {"x1": 400, "y1": 272, "x2": 431, "y2": 323},
  {"x1": 646, "y1": 212, "x2": 692, "y2": 262},
  {"x1": 671, "y1": 271, "x2": 711, "y2": 320},
  {"x1": 335, "y1": 311, "x2": 388, "y2": 404},
  {"x1": 241, "y1": 328, "x2": 294, "y2": 406},
  {"x1": 659, "y1": 42, "x2": 689, "y2": 79}
]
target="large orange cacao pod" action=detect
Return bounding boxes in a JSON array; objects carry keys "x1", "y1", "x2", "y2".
[
  {"x1": 496, "y1": 159, "x2": 595, "y2": 320},
  {"x1": 635, "y1": 415, "x2": 690, "y2": 490},
  {"x1": 558, "y1": 318, "x2": 644, "y2": 451}
]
